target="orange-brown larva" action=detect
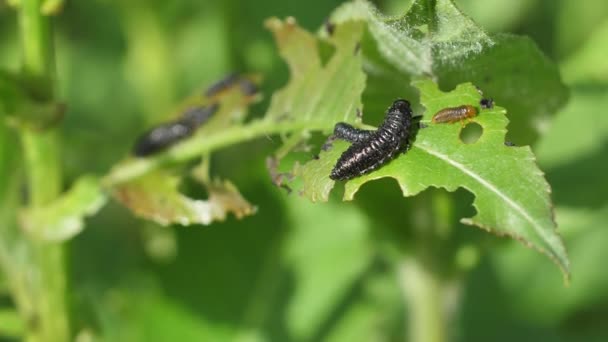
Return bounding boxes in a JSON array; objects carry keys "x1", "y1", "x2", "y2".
[{"x1": 431, "y1": 105, "x2": 478, "y2": 124}]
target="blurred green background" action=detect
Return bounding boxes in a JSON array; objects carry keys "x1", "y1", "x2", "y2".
[{"x1": 1, "y1": 0, "x2": 607, "y2": 341}]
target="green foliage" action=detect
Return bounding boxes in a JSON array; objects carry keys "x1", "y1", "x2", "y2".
[{"x1": 1, "y1": 0, "x2": 607, "y2": 341}]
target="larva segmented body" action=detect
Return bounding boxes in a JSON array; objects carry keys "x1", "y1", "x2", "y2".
[
  {"x1": 181, "y1": 103, "x2": 219, "y2": 127},
  {"x1": 132, "y1": 121, "x2": 194, "y2": 157},
  {"x1": 329, "y1": 99, "x2": 414, "y2": 181},
  {"x1": 132, "y1": 104, "x2": 218, "y2": 157},
  {"x1": 204, "y1": 73, "x2": 239, "y2": 97},
  {"x1": 333, "y1": 122, "x2": 374, "y2": 143},
  {"x1": 431, "y1": 105, "x2": 477, "y2": 124}
]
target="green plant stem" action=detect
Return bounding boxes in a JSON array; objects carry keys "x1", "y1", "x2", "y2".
[
  {"x1": 20, "y1": 0, "x2": 54, "y2": 100},
  {"x1": 396, "y1": 191, "x2": 461, "y2": 342},
  {"x1": 20, "y1": 132, "x2": 68, "y2": 342},
  {"x1": 16, "y1": 1, "x2": 69, "y2": 341},
  {"x1": 399, "y1": 258, "x2": 446, "y2": 342}
]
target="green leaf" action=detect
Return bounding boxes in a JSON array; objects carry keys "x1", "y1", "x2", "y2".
[
  {"x1": 241, "y1": 1, "x2": 571, "y2": 280},
  {"x1": 258, "y1": 16, "x2": 369, "y2": 196},
  {"x1": 20, "y1": 176, "x2": 107, "y2": 242},
  {"x1": 330, "y1": 0, "x2": 494, "y2": 76},
  {"x1": 297, "y1": 140, "x2": 350, "y2": 202},
  {"x1": 283, "y1": 197, "x2": 373, "y2": 340},
  {"x1": 301, "y1": 79, "x2": 569, "y2": 280},
  {"x1": 112, "y1": 170, "x2": 256, "y2": 226},
  {"x1": 263, "y1": 17, "x2": 366, "y2": 128}
]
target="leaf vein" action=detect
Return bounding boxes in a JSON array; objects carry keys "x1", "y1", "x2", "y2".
[{"x1": 415, "y1": 144, "x2": 554, "y2": 246}]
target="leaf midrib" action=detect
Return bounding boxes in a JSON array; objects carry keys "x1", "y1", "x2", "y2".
[{"x1": 413, "y1": 143, "x2": 557, "y2": 252}]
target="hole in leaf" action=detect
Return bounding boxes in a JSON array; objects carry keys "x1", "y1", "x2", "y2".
[{"x1": 459, "y1": 122, "x2": 483, "y2": 144}]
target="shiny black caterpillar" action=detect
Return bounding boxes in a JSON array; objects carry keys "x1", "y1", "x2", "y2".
[
  {"x1": 132, "y1": 103, "x2": 218, "y2": 157},
  {"x1": 329, "y1": 99, "x2": 416, "y2": 181}
]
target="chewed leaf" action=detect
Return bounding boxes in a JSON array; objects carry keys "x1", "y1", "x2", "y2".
[
  {"x1": 296, "y1": 140, "x2": 349, "y2": 202},
  {"x1": 261, "y1": 17, "x2": 367, "y2": 192},
  {"x1": 263, "y1": 17, "x2": 366, "y2": 128},
  {"x1": 112, "y1": 171, "x2": 255, "y2": 226},
  {"x1": 108, "y1": 74, "x2": 260, "y2": 225},
  {"x1": 20, "y1": 176, "x2": 107, "y2": 241},
  {"x1": 348, "y1": 80, "x2": 567, "y2": 280}
]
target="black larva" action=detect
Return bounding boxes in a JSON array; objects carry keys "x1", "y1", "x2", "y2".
[
  {"x1": 329, "y1": 99, "x2": 414, "y2": 181},
  {"x1": 132, "y1": 120, "x2": 193, "y2": 157},
  {"x1": 181, "y1": 103, "x2": 219, "y2": 127},
  {"x1": 205, "y1": 73, "x2": 239, "y2": 97},
  {"x1": 132, "y1": 104, "x2": 218, "y2": 157}
]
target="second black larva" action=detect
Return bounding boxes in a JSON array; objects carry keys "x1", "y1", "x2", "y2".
[
  {"x1": 329, "y1": 99, "x2": 416, "y2": 181},
  {"x1": 132, "y1": 103, "x2": 219, "y2": 157}
]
